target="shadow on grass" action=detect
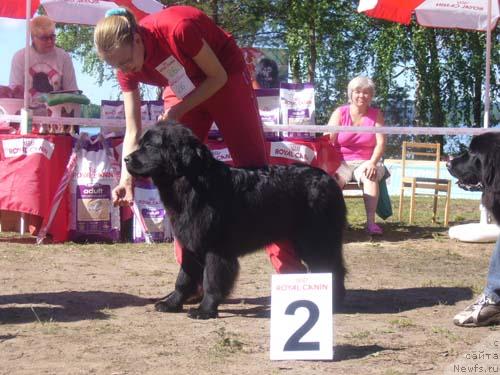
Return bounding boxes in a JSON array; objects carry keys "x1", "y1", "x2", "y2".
[
  {"x1": 345, "y1": 222, "x2": 455, "y2": 243},
  {"x1": 0, "y1": 235, "x2": 36, "y2": 244},
  {"x1": 0, "y1": 291, "x2": 150, "y2": 324},
  {"x1": 220, "y1": 286, "x2": 472, "y2": 318},
  {"x1": 0, "y1": 334, "x2": 17, "y2": 343},
  {"x1": 333, "y1": 344, "x2": 401, "y2": 361},
  {"x1": 222, "y1": 296, "x2": 271, "y2": 318},
  {"x1": 340, "y1": 286, "x2": 472, "y2": 314}
]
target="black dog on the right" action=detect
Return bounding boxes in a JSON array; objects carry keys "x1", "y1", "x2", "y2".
[
  {"x1": 125, "y1": 123, "x2": 347, "y2": 319},
  {"x1": 447, "y1": 132, "x2": 500, "y2": 222}
]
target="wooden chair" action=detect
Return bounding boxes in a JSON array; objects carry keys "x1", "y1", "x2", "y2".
[
  {"x1": 342, "y1": 181, "x2": 364, "y2": 198},
  {"x1": 398, "y1": 141, "x2": 452, "y2": 226}
]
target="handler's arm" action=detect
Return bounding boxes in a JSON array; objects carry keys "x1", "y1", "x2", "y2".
[
  {"x1": 163, "y1": 40, "x2": 227, "y2": 120},
  {"x1": 112, "y1": 89, "x2": 142, "y2": 206},
  {"x1": 369, "y1": 111, "x2": 386, "y2": 164},
  {"x1": 327, "y1": 108, "x2": 341, "y2": 143},
  {"x1": 121, "y1": 89, "x2": 142, "y2": 184}
]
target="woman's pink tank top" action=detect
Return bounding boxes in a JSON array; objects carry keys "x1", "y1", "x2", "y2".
[{"x1": 335, "y1": 105, "x2": 379, "y2": 161}]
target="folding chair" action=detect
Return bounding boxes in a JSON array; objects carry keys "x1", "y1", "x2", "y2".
[{"x1": 398, "y1": 141, "x2": 452, "y2": 226}]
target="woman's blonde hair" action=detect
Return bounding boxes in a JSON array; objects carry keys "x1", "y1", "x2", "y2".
[
  {"x1": 347, "y1": 76, "x2": 375, "y2": 103},
  {"x1": 94, "y1": 8, "x2": 138, "y2": 53},
  {"x1": 31, "y1": 15, "x2": 55, "y2": 36}
]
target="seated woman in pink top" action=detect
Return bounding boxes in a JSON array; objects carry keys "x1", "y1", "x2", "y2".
[{"x1": 328, "y1": 76, "x2": 386, "y2": 235}]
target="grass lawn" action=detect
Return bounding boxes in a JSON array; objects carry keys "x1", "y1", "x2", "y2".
[{"x1": 346, "y1": 195, "x2": 482, "y2": 229}]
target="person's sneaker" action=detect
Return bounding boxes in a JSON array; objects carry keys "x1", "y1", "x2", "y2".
[
  {"x1": 453, "y1": 294, "x2": 500, "y2": 327},
  {"x1": 366, "y1": 223, "x2": 383, "y2": 235}
]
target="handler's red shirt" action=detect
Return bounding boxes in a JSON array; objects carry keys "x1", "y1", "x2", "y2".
[{"x1": 117, "y1": 5, "x2": 245, "y2": 92}]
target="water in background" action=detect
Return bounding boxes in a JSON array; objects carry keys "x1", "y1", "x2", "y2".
[
  {"x1": 384, "y1": 160, "x2": 481, "y2": 200},
  {"x1": 81, "y1": 126, "x2": 101, "y2": 136}
]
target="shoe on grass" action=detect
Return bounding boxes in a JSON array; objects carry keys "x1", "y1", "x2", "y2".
[
  {"x1": 366, "y1": 223, "x2": 383, "y2": 235},
  {"x1": 453, "y1": 294, "x2": 500, "y2": 327}
]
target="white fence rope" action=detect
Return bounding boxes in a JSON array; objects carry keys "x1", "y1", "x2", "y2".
[{"x1": 1, "y1": 114, "x2": 498, "y2": 135}]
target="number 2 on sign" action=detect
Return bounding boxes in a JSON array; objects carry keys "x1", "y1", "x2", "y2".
[
  {"x1": 283, "y1": 300, "x2": 320, "y2": 351},
  {"x1": 270, "y1": 273, "x2": 332, "y2": 360}
]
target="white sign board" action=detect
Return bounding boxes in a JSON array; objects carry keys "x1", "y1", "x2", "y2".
[{"x1": 270, "y1": 273, "x2": 333, "y2": 360}]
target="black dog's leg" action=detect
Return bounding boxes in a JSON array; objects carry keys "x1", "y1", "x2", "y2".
[
  {"x1": 295, "y1": 238, "x2": 346, "y2": 312},
  {"x1": 308, "y1": 259, "x2": 346, "y2": 311},
  {"x1": 155, "y1": 250, "x2": 204, "y2": 313},
  {"x1": 187, "y1": 252, "x2": 239, "y2": 320}
]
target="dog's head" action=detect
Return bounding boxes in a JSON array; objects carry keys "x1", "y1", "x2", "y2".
[
  {"x1": 125, "y1": 121, "x2": 213, "y2": 182},
  {"x1": 447, "y1": 132, "x2": 500, "y2": 192}
]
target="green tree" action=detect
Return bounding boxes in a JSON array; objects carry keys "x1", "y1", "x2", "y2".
[{"x1": 54, "y1": 0, "x2": 499, "y2": 147}]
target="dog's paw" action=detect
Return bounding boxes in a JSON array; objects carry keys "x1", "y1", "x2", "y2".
[
  {"x1": 332, "y1": 286, "x2": 346, "y2": 312},
  {"x1": 154, "y1": 296, "x2": 183, "y2": 313},
  {"x1": 187, "y1": 308, "x2": 218, "y2": 320}
]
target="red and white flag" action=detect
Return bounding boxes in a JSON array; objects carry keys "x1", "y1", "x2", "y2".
[
  {"x1": 0, "y1": 0, "x2": 164, "y2": 25},
  {"x1": 358, "y1": 0, "x2": 499, "y2": 31}
]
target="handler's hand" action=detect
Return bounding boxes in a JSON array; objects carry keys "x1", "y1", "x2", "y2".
[
  {"x1": 158, "y1": 104, "x2": 183, "y2": 122},
  {"x1": 363, "y1": 162, "x2": 378, "y2": 182},
  {"x1": 112, "y1": 181, "x2": 134, "y2": 207}
]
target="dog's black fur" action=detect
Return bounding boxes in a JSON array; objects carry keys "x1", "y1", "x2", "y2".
[
  {"x1": 125, "y1": 122, "x2": 347, "y2": 319},
  {"x1": 447, "y1": 132, "x2": 500, "y2": 222}
]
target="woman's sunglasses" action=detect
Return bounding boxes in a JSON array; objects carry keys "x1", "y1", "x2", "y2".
[{"x1": 35, "y1": 34, "x2": 56, "y2": 42}]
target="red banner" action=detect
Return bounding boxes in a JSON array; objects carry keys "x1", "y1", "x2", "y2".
[
  {"x1": 0, "y1": 134, "x2": 73, "y2": 242},
  {"x1": 207, "y1": 135, "x2": 341, "y2": 176},
  {"x1": 0, "y1": 1, "x2": 39, "y2": 20}
]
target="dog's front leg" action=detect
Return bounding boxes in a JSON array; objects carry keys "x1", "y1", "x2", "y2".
[
  {"x1": 188, "y1": 252, "x2": 239, "y2": 320},
  {"x1": 155, "y1": 250, "x2": 204, "y2": 313}
]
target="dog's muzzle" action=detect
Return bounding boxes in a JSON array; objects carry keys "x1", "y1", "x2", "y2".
[
  {"x1": 446, "y1": 160, "x2": 483, "y2": 192},
  {"x1": 457, "y1": 181, "x2": 483, "y2": 192}
]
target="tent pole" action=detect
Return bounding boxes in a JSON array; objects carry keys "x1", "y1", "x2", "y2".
[
  {"x1": 20, "y1": 0, "x2": 33, "y2": 135},
  {"x1": 19, "y1": 0, "x2": 33, "y2": 235},
  {"x1": 23, "y1": 0, "x2": 31, "y2": 112},
  {"x1": 484, "y1": 0, "x2": 492, "y2": 129}
]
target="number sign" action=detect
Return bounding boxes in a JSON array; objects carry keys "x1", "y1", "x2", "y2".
[{"x1": 270, "y1": 273, "x2": 333, "y2": 360}]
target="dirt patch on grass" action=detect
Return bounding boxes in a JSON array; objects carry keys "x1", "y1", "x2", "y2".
[{"x1": 1, "y1": 224, "x2": 499, "y2": 374}]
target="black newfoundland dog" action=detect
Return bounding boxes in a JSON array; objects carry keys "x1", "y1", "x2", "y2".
[
  {"x1": 125, "y1": 122, "x2": 347, "y2": 319},
  {"x1": 447, "y1": 132, "x2": 500, "y2": 222}
]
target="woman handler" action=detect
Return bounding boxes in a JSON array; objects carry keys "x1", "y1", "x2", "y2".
[{"x1": 93, "y1": 5, "x2": 305, "y2": 285}]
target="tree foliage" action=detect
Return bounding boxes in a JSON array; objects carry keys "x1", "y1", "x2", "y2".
[{"x1": 55, "y1": 0, "x2": 500, "y2": 151}]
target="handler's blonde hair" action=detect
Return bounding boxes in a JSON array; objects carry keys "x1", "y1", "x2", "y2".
[
  {"x1": 347, "y1": 76, "x2": 375, "y2": 104},
  {"x1": 94, "y1": 8, "x2": 138, "y2": 53},
  {"x1": 31, "y1": 15, "x2": 55, "y2": 37}
]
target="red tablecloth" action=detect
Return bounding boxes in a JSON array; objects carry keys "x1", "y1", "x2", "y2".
[
  {"x1": 207, "y1": 135, "x2": 341, "y2": 175},
  {"x1": 0, "y1": 134, "x2": 73, "y2": 242},
  {"x1": 0, "y1": 134, "x2": 340, "y2": 243}
]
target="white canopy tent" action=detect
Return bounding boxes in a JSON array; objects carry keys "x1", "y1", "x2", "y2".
[{"x1": 358, "y1": 0, "x2": 499, "y2": 128}]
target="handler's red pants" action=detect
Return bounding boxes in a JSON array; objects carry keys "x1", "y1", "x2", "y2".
[{"x1": 164, "y1": 70, "x2": 306, "y2": 273}]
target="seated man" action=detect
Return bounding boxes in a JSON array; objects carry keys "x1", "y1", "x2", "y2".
[{"x1": 9, "y1": 15, "x2": 79, "y2": 109}]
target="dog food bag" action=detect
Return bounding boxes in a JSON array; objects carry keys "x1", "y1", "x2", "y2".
[
  {"x1": 255, "y1": 88, "x2": 280, "y2": 126},
  {"x1": 133, "y1": 178, "x2": 173, "y2": 243},
  {"x1": 69, "y1": 134, "x2": 121, "y2": 243},
  {"x1": 148, "y1": 101, "x2": 164, "y2": 121},
  {"x1": 100, "y1": 100, "x2": 149, "y2": 121},
  {"x1": 100, "y1": 100, "x2": 148, "y2": 135},
  {"x1": 279, "y1": 82, "x2": 316, "y2": 137}
]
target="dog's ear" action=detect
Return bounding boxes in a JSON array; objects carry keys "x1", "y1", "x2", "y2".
[
  {"x1": 177, "y1": 139, "x2": 212, "y2": 178},
  {"x1": 159, "y1": 124, "x2": 213, "y2": 178},
  {"x1": 168, "y1": 136, "x2": 213, "y2": 177},
  {"x1": 482, "y1": 146, "x2": 500, "y2": 191}
]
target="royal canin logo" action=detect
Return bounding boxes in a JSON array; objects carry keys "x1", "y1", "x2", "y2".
[{"x1": 2, "y1": 138, "x2": 55, "y2": 159}]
